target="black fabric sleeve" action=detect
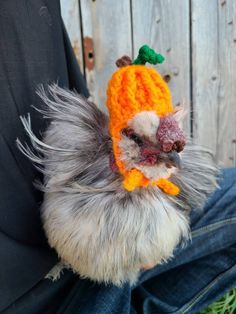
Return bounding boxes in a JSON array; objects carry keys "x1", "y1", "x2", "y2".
[{"x1": 0, "y1": 0, "x2": 88, "y2": 310}]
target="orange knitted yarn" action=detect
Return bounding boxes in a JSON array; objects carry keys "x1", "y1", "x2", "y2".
[
  {"x1": 106, "y1": 64, "x2": 179, "y2": 195},
  {"x1": 155, "y1": 179, "x2": 180, "y2": 196}
]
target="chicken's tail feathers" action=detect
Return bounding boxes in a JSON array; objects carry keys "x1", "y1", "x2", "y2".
[
  {"x1": 17, "y1": 84, "x2": 112, "y2": 191},
  {"x1": 34, "y1": 83, "x2": 107, "y2": 127}
]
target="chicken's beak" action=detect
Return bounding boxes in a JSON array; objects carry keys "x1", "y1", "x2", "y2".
[{"x1": 166, "y1": 151, "x2": 182, "y2": 169}]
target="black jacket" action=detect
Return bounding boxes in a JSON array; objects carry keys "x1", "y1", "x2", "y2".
[{"x1": 0, "y1": 0, "x2": 88, "y2": 310}]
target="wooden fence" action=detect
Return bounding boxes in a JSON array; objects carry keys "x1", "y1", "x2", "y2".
[{"x1": 60, "y1": 0, "x2": 236, "y2": 166}]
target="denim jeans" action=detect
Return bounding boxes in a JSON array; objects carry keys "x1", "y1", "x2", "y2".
[{"x1": 4, "y1": 168, "x2": 236, "y2": 314}]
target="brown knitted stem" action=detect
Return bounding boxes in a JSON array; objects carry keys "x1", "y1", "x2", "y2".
[{"x1": 115, "y1": 55, "x2": 132, "y2": 68}]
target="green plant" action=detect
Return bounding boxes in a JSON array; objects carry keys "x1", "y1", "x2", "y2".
[{"x1": 199, "y1": 288, "x2": 236, "y2": 314}]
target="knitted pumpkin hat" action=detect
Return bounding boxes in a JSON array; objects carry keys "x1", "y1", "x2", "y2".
[{"x1": 106, "y1": 45, "x2": 180, "y2": 195}]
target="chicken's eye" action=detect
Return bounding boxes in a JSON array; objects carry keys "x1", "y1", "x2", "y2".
[
  {"x1": 130, "y1": 134, "x2": 143, "y2": 146},
  {"x1": 122, "y1": 128, "x2": 143, "y2": 146}
]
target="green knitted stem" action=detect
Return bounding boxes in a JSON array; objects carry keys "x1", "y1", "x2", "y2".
[{"x1": 133, "y1": 45, "x2": 165, "y2": 65}]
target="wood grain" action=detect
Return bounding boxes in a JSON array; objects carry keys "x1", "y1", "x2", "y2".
[
  {"x1": 191, "y1": 0, "x2": 219, "y2": 157},
  {"x1": 217, "y1": 0, "x2": 236, "y2": 166},
  {"x1": 80, "y1": 0, "x2": 132, "y2": 111},
  {"x1": 132, "y1": 0, "x2": 191, "y2": 134},
  {"x1": 60, "y1": 0, "x2": 84, "y2": 71},
  {"x1": 192, "y1": 0, "x2": 236, "y2": 166}
]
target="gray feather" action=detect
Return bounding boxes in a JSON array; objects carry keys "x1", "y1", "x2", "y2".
[{"x1": 17, "y1": 84, "x2": 219, "y2": 286}]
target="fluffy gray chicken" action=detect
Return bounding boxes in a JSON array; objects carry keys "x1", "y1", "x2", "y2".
[{"x1": 18, "y1": 47, "x2": 219, "y2": 286}]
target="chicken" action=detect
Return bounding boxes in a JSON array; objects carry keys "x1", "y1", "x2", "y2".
[{"x1": 17, "y1": 46, "x2": 219, "y2": 286}]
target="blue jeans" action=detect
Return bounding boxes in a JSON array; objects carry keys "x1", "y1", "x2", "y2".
[{"x1": 4, "y1": 168, "x2": 236, "y2": 314}]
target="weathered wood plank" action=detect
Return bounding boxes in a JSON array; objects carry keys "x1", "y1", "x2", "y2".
[
  {"x1": 80, "y1": 0, "x2": 132, "y2": 110},
  {"x1": 217, "y1": 0, "x2": 236, "y2": 166},
  {"x1": 60, "y1": 0, "x2": 84, "y2": 71},
  {"x1": 132, "y1": 0, "x2": 191, "y2": 134},
  {"x1": 191, "y1": 0, "x2": 219, "y2": 158},
  {"x1": 192, "y1": 0, "x2": 236, "y2": 166}
]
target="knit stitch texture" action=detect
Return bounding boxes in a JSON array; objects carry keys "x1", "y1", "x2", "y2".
[{"x1": 106, "y1": 61, "x2": 179, "y2": 194}]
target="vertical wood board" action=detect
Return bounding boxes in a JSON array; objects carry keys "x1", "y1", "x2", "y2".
[
  {"x1": 191, "y1": 0, "x2": 219, "y2": 157},
  {"x1": 60, "y1": 0, "x2": 84, "y2": 71},
  {"x1": 192, "y1": 0, "x2": 236, "y2": 166},
  {"x1": 217, "y1": 0, "x2": 236, "y2": 166},
  {"x1": 80, "y1": 0, "x2": 132, "y2": 110},
  {"x1": 132, "y1": 0, "x2": 191, "y2": 134}
]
